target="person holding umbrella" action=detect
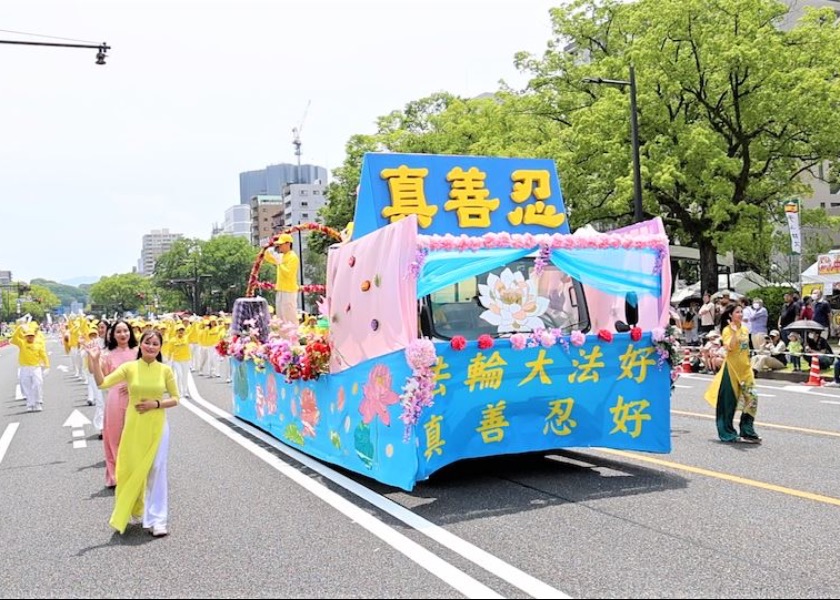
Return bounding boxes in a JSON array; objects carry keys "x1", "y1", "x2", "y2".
[{"x1": 704, "y1": 304, "x2": 761, "y2": 444}]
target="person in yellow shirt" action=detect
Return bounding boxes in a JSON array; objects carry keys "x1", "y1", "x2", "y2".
[
  {"x1": 263, "y1": 233, "x2": 300, "y2": 325},
  {"x1": 11, "y1": 321, "x2": 50, "y2": 412},
  {"x1": 168, "y1": 323, "x2": 192, "y2": 398}
]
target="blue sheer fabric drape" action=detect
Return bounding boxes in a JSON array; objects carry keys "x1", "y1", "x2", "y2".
[
  {"x1": 417, "y1": 249, "x2": 532, "y2": 298},
  {"x1": 417, "y1": 246, "x2": 662, "y2": 301},
  {"x1": 548, "y1": 248, "x2": 661, "y2": 301}
]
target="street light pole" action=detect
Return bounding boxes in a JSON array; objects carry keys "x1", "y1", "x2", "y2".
[
  {"x1": 0, "y1": 39, "x2": 110, "y2": 64},
  {"x1": 583, "y1": 65, "x2": 644, "y2": 223}
]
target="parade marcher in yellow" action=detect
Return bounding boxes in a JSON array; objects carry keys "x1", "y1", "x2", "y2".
[
  {"x1": 11, "y1": 319, "x2": 49, "y2": 412},
  {"x1": 168, "y1": 322, "x2": 192, "y2": 398},
  {"x1": 704, "y1": 305, "x2": 761, "y2": 444},
  {"x1": 89, "y1": 329, "x2": 179, "y2": 537},
  {"x1": 263, "y1": 233, "x2": 300, "y2": 325}
]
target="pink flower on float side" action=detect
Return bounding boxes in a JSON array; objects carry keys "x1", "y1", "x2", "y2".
[
  {"x1": 359, "y1": 364, "x2": 399, "y2": 426},
  {"x1": 570, "y1": 330, "x2": 586, "y2": 347},
  {"x1": 540, "y1": 331, "x2": 557, "y2": 348},
  {"x1": 477, "y1": 334, "x2": 494, "y2": 350},
  {"x1": 406, "y1": 339, "x2": 436, "y2": 370},
  {"x1": 652, "y1": 327, "x2": 666, "y2": 342},
  {"x1": 510, "y1": 333, "x2": 527, "y2": 350},
  {"x1": 300, "y1": 388, "x2": 320, "y2": 437}
]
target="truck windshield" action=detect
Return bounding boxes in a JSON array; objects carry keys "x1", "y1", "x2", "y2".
[{"x1": 423, "y1": 258, "x2": 590, "y2": 340}]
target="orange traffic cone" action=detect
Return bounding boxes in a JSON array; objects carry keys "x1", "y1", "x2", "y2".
[
  {"x1": 681, "y1": 347, "x2": 693, "y2": 373},
  {"x1": 805, "y1": 355, "x2": 823, "y2": 386}
]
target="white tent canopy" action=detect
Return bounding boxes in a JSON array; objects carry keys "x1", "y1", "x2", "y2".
[{"x1": 671, "y1": 271, "x2": 771, "y2": 304}]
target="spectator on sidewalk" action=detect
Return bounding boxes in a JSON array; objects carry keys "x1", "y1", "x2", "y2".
[
  {"x1": 812, "y1": 289, "x2": 831, "y2": 340},
  {"x1": 698, "y1": 293, "x2": 716, "y2": 337},
  {"x1": 750, "y1": 330, "x2": 787, "y2": 373},
  {"x1": 787, "y1": 332, "x2": 804, "y2": 371},
  {"x1": 804, "y1": 331, "x2": 833, "y2": 370}
]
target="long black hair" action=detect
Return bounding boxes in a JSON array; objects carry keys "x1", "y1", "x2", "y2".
[
  {"x1": 719, "y1": 304, "x2": 737, "y2": 331},
  {"x1": 106, "y1": 319, "x2": 139, "y2": 351}
]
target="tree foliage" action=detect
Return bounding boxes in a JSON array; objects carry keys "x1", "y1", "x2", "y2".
[
  {"x1": 516, "y1": 0, "x2": 840, "y2": 292},
  {"x1": 152, "y1": 236, "x2": 258, "y2": 313},
  {"x1": 89, "y1": 273, "x2": 154, "y2": 316}
]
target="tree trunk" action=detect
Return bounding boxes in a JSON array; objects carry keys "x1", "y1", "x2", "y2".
[{"x1": 699, "y1": 240, "x2": 719, "y2": 295}]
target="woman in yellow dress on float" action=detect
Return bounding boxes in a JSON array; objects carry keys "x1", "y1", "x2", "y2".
[{"x1": 88, "y1": 329, "x2": 180, "y2": 537}]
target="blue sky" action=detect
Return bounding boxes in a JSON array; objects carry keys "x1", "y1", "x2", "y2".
[{"x1": 0, "y1": 0, "x2": 558, "y2": 283}]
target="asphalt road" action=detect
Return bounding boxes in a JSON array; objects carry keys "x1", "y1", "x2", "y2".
[{"x1": 2, "y1": 337, "x2": 839, "y2": 598}]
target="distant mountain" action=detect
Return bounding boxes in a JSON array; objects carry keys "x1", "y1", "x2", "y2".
[{"x1": 60, "y1": 276, "x2": 100, "y2": 286}]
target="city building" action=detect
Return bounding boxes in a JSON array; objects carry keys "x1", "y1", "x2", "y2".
[
  {"x1": 239, "y1": 163, "x2": 328, "y2": 205},
  {"x1": 213, "y1": 204, "x2": 252, "y2": 241},
  {"x1": 250, "y1": 195, "x2": 284, "y2": 246},
  {"x1": 138, "y1": 228, "x2": 183, "y2": 275}
]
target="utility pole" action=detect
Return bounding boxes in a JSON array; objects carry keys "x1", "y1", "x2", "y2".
[{"x1": 582, "y1": 65, "x2": 643, "y2": 223}]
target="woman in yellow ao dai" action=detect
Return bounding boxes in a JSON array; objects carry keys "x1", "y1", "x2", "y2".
[{"x1": 90, "y1": 329, "x2": 179, "y2": 536}]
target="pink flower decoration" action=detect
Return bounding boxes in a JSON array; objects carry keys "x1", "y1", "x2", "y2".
[
  {"x1": 630, "y1": 327, "x2": 642, "y2": 342},
  {"x1": 510, "y1": 333, "x2": 527, "y2": 350},
  {"x1": 570, "y1": 330, "x2": 586, "y2": 347},
  {"x1": 300, "y1": 388, "x2": 320, "y2": 437},
  {"x1": 406, "y1": 339, "x2": 436, "y2": 370},
  {"x1": 652, "y1": 327, "x2": 666, "y2": 342},
  {"x1": 597, "y1": 329, "x2": 613, "y2": 343},
  {"x1": 450, "y1": 336, "x2": 467, "y2": 351},
  {"x1": 477, "y1": 334, "x2": 494, "y2": 350},
  {"x1": 360, "y1": 364, "x2": 399, "y2": 425},
  {"x1": 540, "y1": 331, "x2": 557, "y2": 348}
]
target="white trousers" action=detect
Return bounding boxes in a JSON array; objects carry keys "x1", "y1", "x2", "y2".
[
  {"x1": 172, "y1": 360, "x2": 190, "y2": 397},
  {"x1": 276, "y1": 291, "x2": 298, "y2": 325},
  {"x1": 91, "y1": 386, "x2": 105, "y2": 431},
  {"x1": 19, "y1": 366, "x2": 44, "y2": 409},
  {"x1": 143, "y1": 420, "x2": 169, "y2": 529}
]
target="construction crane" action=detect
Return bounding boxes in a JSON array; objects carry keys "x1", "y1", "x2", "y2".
[{"x1": 292, "y1": 99, "x2": 311, "y2": 183}]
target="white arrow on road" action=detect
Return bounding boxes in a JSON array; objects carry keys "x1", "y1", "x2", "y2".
[
  {"x1": 56, "y1": 365, "x2": 70, "y2": 373},
  {"x1": 63, "y1": 410, "x2": 92, "y2": 449}
]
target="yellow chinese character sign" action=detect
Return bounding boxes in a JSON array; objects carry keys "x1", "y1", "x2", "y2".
[{"x1": 353, "y1": 153, "x2": 570, "y2": 239}]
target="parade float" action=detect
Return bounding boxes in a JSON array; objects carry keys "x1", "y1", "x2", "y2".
[{"x1": 223, "y1": 153, "x2": 676, "y2": 491}]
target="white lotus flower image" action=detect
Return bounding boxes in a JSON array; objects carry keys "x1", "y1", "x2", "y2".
[{"x1": 477, "y1": 268, "x2": 550, "y2": 333}]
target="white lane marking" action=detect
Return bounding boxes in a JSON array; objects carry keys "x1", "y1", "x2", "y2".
[
  {"x1": 185, "y1": 376, "x2": 570, "y2": 599},
  {"x1": 15, "y1": 384, "x2": 24, "y2": 400},
  {"x1": 673, "y1": 384, "x2": 692, "y2": 389},
  {"x1": 180, "y1": 397, "x2": 503, "y2": 599},
  {"x1": 756, "y1": 393, "x2": 776, "y2": 398},
  {"x1": 0, "y1": 423, "x2": 20, "y2": 464},
  {"x1": 56, "y1": 365, "x2": 70, "y2": 373},
  {"x1": 63, "y1": 410, "x2": 91, "y2": 450}
]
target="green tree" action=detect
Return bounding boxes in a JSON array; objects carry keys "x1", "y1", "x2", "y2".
[
  {"x1": 89, "y1": 273, "x2": 154, "y2": 316},
  {"x1": 515, "y1": 0, "x2": 840, "y2": 292},
  {"x1": 200, "y1": 235, "x2": 259, "y2": 311},
  {"x1": 152, "y1": 236, "x2": 258, "y2": 313}
]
